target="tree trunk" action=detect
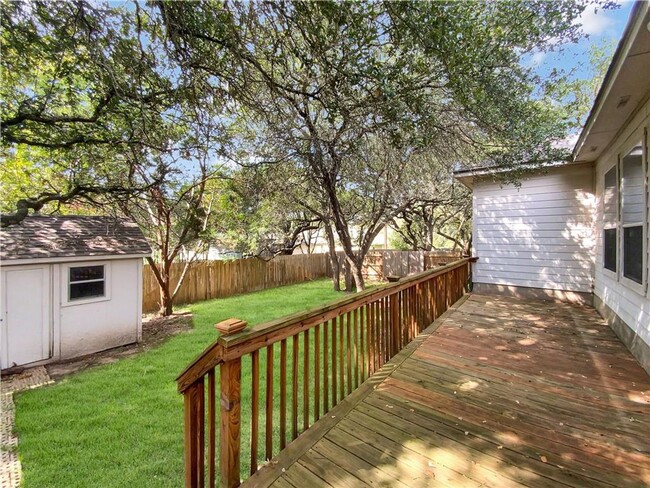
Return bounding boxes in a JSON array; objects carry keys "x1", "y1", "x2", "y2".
[
  {"x1": 147, "y1": 256, "x2": 176, "y2": 317},
  {"x1": 347, "y1": 256, "x2": 365, "y2": 292},
  {"x1": 159, "y1": 285, "x2": 174, "y2": 316},
  {"x1": 324, "y1": 223, "x2": 341, "y2": 291},
  {"x1": 343, "y1": 258, "x2": 354, "y2": 292}
]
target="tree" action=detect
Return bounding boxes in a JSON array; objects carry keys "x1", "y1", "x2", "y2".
[
  {"x1": 157, "y1": 0, "x2": 605, "y2": 291},
  {"x1": 0, "y1": 0, "x2": 217, "y2": 225},
  {"x1": 119, "y1": 155, "x2": 222, "y2": 316},
  {"x1": 390, "y1": 165, "x2": 473, "y2": 253},
  {"x1": 212, "y1": 166, "x2": 322, "y2": 258}
]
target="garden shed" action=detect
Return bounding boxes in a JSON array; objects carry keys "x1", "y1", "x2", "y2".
[{"x1": 0, "y1": 215, "x2": 151, "y2": 370}]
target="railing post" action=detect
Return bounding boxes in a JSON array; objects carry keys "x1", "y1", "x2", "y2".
[
  {"x1": 220, "y1": 356, "x2": 242, "y2": 488},
  {"x1": 216, "y1": 318, "x2": 246, "y2": 488}
]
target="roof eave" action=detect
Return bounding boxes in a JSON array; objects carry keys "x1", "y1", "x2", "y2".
[{"x1": 572, "y1": 1, "x2": 649, "y2": 162}]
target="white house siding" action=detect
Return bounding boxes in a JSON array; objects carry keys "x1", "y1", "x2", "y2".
[
  {"x1": 58, "y1": 258, "x2": 143, "y2": 360},
  {"x1": 593, "y1": 96, "x2": 650, "y2": 350},
  {"x1": 472, "y1": 163, "x2": 596, "y2": 293}
]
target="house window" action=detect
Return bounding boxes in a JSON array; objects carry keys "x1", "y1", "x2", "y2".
[
  {"x1": 69, "y1": 265, "x2": 105, "y2": 300},
  {"x1": 621, "y1": 144, "x2": 644, "y2": 284},
  {"x1": 603, "y1": 167, "x2": 618, "y2": 273}
]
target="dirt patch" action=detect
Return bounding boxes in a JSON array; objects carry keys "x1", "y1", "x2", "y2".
[{"x1": 46, "y1": 312, "x2": 193, "y2": 379}]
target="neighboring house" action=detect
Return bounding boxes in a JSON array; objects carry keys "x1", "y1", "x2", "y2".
[
  {"x1": 455, "y1": 1, "x2": 650, "y2": 373},
  {"x1": 0, "y1": 215, "x2": 151, "y2": 370}
]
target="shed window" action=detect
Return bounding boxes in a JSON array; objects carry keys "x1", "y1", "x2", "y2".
[
  {"x1": 621, "y1": 145, "x2": 644, "y2": 284},
  {"x1": 69, "y1": 265, "x2": 105, "y2": 300}
]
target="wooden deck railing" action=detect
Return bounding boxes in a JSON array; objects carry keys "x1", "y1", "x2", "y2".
[{"x1": 176, "y1": 257, "x2": 475, "y2": 488}]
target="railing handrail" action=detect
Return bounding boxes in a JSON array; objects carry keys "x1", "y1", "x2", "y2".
[{"x1": 176, "y1": 257, "x2": 475, "y2": 392}]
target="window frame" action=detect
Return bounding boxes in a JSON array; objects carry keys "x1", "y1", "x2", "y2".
[
  {"x1": 617, "y1": 137, "x2": 647, "y2": 295},
  {"x1": 602, "y1": 163, "x2": 619, "y2": 280},
  {"x1": 61, "y1": 261, "x2": 111, "y2": 307}
]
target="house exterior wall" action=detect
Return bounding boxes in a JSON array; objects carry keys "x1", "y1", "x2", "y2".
[
  {"x1": 592, "y1": 96, "x2": 650, "y2": 370},
  {"x1": 0, "y1": 257, "x2": 143, "y2": 368},
  {"x1": 471, "y1": 163, "x2": 596, "y2": 296}
]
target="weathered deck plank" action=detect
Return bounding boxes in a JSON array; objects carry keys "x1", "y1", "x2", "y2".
[{"x1": 246, "y1": 294, "x2": 650, "y2": 488}]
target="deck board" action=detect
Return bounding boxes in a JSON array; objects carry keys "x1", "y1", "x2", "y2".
[{"x1": 246, "y1": 294, "x2": 650, "y2": 488}]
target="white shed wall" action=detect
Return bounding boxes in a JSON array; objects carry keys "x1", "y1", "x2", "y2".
[
  {"x1": 0, "y1": 257, "x2": 143, "y2": 368},
  {"x1": 472, "y1": 164, "x2": 596, "y2": 293},
  {"x1": 593, "y1": 97, "x2": 650, "y2": 348},
  {"x1": 58, "y1": 258, "x2": 143, "y2": 360}
]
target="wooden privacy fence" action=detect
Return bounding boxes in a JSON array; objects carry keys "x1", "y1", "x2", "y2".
[
  {"x1": 363, "y1": 250, "x2": 463, "y2": 281},
  {"x1": 176, "y1": 257, "x2": 475, "y2": 488},
  {"x1": 142, "y1": 254, "x2": 332, "y2": 313}
]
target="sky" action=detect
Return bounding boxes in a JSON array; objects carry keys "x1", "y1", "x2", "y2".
[{"x1": 529, "y1": 1, "x2": 635, "y2": 80}]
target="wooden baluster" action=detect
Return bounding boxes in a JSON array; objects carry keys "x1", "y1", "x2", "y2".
[
  {"x1": 279, "y1": 340, "x2": 287, "y2": 450},
  {"x1": 359, "y1": 303, "x2": 370, "y2": 383},
  {"x1": 399, "y1": 288, "x2": 404, "y2": 351},
  {"x1": 377, "y1": 299, "x2": 382, "y2": 367},
  {"x1": 339, "y1": 314, "x2": 345, "y2": 399},
  {"x1": 427, "y1": 278, "x2": 433, "y2": 322},
  {"x1": 356, "y1": 307, "x2": 362, "y2": 385},
  {"x1": 374, "y1": 300, "x2": 380, "y2": 370},
  {"x1": 445, "y1": 270, "x2": 451, "y2": 309},
  {"x1": 314, "y1": 324, "x2": 321, "y2": 421},
  {"x1": 421, "y1": 282, "x2": 426, "y2": 329},
  {"x1": 184, "y1": 378, "x2": 205, "y2": 488},
  {"x1": 418, "y1": 283, "x2": 424, "y2": 331},
  {"x1": 384, "y1": 296, "x2": 391, "y2": 361},
  {"x1": 323, "y1": 320, "x2": 329, "y2": 412},
  {"x1": 438, "y1": 274, "x2": 444, "y2": 317},
  {"x1": 292, "y1": 335, "x2": 298, "y2": 440},
  {"x1": 220, "y1": 357, "x2": 241, "y2": 488},
  {"x1": 346, "y1": 311, "x2": 352, "y2": 395},
  {"x1": 303, "y1": 330, "x2": 310, "y2": 431},
  {"x1": 382, "y1": 297, "x2": 388, "y2": 364},
  {"x1": 419, "y1": 283, "x2": 422, "y2": 330},
  {"x1": 414, "y1": 285, "x2": 418, "y2": 333},
  {"x1": 398, "y1": 291, "x2": 404, "y2": 350},
  {"x1": 368, "y1": 302, "x2": 374, "y2": 374},
  {"x1": 353, "y1": 308, "x2": 359, "y2": 389},
  {"x1": 426, "y1": 279, "x2": 432, "y2": 325},
  {"x1": 250, "y1": 351, "x2": 259, "y2": 475},
  {"x1": 416, "y1": 284, "x2": 421, "y2": 332},
  {"x1": 405, "y1": 289, "x2": 410, "y2": 344},
  {"x1": 377, "y1": 299, "x2": 383, "y2": 366},
  {"x1": 409, "y1": 288, "x2": 413, "y2": 341},
  {"x1": 391, "y1": 293, "x2": 399, "y2": 357},
  {"x1": 202, "y1": 370, "x2": 215, "y2": 488},
  {"x1": 367, "y1": 304, "x2": 372, "y2": 378},
  {"x1": 265, "y1": 345, "x2": 274, "y2": 461},
  {"x1": 332, "y1": 317, "x2": 338, "y2": 407}
]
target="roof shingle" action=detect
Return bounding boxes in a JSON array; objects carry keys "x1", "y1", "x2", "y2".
[{"x1": 0, "y1": 215, "x2": 151, "y2": 261}]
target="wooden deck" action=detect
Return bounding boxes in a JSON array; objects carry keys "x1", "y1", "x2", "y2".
[{"x1": 246, "y1": 293, "x2": 650, "y2": 488}]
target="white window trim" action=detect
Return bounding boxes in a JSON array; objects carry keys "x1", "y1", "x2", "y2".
[
  {"x1": 602, "y1": 163, "x2": 618, "y2": 281},
  {"x1": 617, "y1": 137, "x2": 647, "y2": 295},
  {"x1": 61, "y1": 261, "x2": 111, "y2": 307}
]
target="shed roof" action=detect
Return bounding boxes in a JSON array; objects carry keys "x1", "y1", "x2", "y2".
[{"x1": 0, "y1": 215, "x2": 151, "y2": 262}]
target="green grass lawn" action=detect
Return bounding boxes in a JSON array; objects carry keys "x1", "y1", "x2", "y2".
[{"x1": 14, "y1": 279, "x2": 344, "y2": 488}]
